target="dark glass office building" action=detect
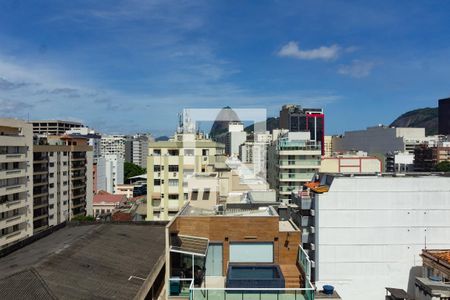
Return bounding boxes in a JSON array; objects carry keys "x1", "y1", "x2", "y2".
[
  {"x1": 439, "y1": 98, "x2": 450, "y2": 135},
  {"x1": 279, "y1": 104, "x2": 325, "y2": 155}
]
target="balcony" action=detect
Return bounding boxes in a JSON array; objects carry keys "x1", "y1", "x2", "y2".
[
  {"x1": 280, "y1": 173, "x2": 315, "y2": 181},
  {"x1": 0, "y1": 153, "x2": 27, "y2": 163},
  {"x1": 0, "y1": 198, "x2": 26, "y2": 211},
  {"x1": 0, "y1": 184, "x2": 27, "y2": 195},
  {"x1": 0, "y1": 228, "x2": 27, "y2": 245},
  {"x1": 0, "y1": 214, "x2": 27, "y2": 229},
  {"x1": 279, "y1": 160, "x2": 321, "y2": 168}
]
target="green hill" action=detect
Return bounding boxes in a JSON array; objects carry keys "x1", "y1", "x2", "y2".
[{"x1": 390, "y1": 107, "x2": 438, "y2": 135}]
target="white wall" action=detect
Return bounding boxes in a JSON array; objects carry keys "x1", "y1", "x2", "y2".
[{"x1": 314, "y1": 176, "x2": 450, "y2": 300}]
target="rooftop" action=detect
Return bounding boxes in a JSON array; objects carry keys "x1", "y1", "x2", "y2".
[
  {"x1": 0, "y1": 223, "x2": 165, "y2": 300},
  {"x1": 93, "y1": 191, "x2": 127, "y2": 204},
  {"x1": 180, "y1": 204, "x2": 277, "y2": 217}
]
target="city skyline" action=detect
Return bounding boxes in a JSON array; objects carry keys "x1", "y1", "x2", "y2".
[{"x1": 1, "y1": 1, "x2": 450, "y2": 136}]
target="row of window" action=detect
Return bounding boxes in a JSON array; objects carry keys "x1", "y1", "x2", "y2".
[
  {"x1": 154, "y1": 165, "x2": 179, "y2": 172},
  {"x1": 152, "y1": 149, "x2": 210, "y2": 156},
  {"x1": 154, "y1": 179, "x2": 178, "y2": 186}
]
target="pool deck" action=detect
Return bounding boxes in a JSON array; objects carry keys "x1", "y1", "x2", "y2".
[{"x1": 202, "y1": 276, "x2": 226, "y2": 288}]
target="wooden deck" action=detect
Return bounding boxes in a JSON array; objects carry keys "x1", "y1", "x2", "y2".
[{"x1": 280, "y1": 264, "x2": 303, "y2": 288}]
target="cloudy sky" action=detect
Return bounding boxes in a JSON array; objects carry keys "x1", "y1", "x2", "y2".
[{"x1": 1, "y1": 0, "x2": 450, "y2": 136}]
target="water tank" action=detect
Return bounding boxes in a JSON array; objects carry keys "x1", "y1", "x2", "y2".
[{"x1": 323, "y1": 285, "x2": 334, "y2": 295}]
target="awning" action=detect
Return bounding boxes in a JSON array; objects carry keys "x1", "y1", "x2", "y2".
[{"x1": 170, "y1": 235, "x2": 209, "y2": 256}]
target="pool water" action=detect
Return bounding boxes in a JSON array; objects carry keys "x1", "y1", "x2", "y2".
[{"x1": 226, "y1": 264, "x2": 285, "y2": 288}]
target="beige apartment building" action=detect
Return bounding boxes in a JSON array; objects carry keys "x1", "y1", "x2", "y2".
[
  {"x1": 33, "y1": 135, "x2": 93, "y2": 232},
  {"x1": 146, "y1": 133, "x2": 225, "y2": 220},
  {"x1": 0, "y1": 119, "x2": 33, "y2": 249}
]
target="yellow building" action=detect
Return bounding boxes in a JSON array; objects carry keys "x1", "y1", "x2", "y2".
[{"x1": 146, "y1": 133, "x2": 225, "y2": 220}]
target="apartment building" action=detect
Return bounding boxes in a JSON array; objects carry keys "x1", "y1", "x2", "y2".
[
  {"x1": 96, "y1": 154, "x2": 124, "y2": 194},
  {"x1": 100, "y1": 135, "x2": 131, "y2": 161},
  {"x1": 293, "y1": 174, "x2": 450, "y2": 300},
  {"x1": 0, "y1": 119, "x2": 33, "y2": 249},
  {"x1": 268, "y1": 132, "x2": 321, "y2": 203},
  {"x1": 323, "y1": 135, "x2": 333, "y2": 157},
  {"x1": 33, "y1": 135, "x2": 93, "y2": 232},
  {"x1": 279, "y1": 104, "x2": 325, "y2": 155},
  {"x1": 414, "y1": 142, "x2": 450, "y2": 171},
  {"x1": 65, "y1": 127, "x2": 102, "y2": 160},
  {"x1": 131, "y1": 133, "x2": 153, "y2": 168},
  {"x1": 167, "y1": 203, "x2": 316, "y2": 300},
  {"x1": 31, "y1": 120, "x2": 84, "y2": 136},
  {"x1": 146, "y1": 132, "x2": 225, "y2": 221}
]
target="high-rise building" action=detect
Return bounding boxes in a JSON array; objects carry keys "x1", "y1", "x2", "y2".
[
  {"x1": 214, "y1": 122, "x2": 247, "y2": 156},
  {"x1": 0, "y1": 119, "x2": 33, "y2": 249},
  {"x1": 33, "y1": 135, "x2": 94, "y2": 231},
  {"x1": 100, "y1": 135, "x2": 131, "y2": 162},
  {"x1": 65, "y1": 127, "x2": 102, "y2": 160},
  {"x1": 267, "y1": 132, "x2": 321, "y2": 203},
  {"x1": 146, "y1": 132, "x2": 225, "y2": 220},
  {"x1": 131, "y1": 133, "x2": 153, "y2": 168},
  {"x1": 96, "y1": 154, "x2": 124, "y2": 194},
  {"x1": 293, "y1": 174, "x2": 450, "y2": 300},
  {"x1": 438, "y1": 97, "x2": 450, "y2": 135},
  {"x1": 31, "y1": 120, "x2": 84, "y2": 136},
  {"x1": 279, "y1": 104, "x2": 325, "y2": 155}
]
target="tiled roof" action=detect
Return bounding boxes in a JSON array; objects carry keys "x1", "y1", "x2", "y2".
[
  {"x1": 426, "y1": 250, "x2": 450, "y2": 265},
  {"x1": 94, "y1": 192, "x2": 126, "y2": 204}
]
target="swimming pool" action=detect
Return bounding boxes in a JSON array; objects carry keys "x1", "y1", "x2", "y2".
[{"x1": 226, "y1": 264, "x2": 285, "y2": 288}]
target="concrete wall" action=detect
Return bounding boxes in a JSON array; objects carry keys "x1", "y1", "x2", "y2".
[{"x1": 314, "y1": 176, "x2": 450, "y2": 300}]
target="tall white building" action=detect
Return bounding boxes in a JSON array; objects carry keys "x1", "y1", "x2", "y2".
[
  {"x1": 96, "y1": 154, "x2": 124, "y2": 194},
  {"x1": 131, "y1": 133, "x2": 153, "y2": 168},
  {"x1": 0, "y1": 119, "x2": 33, "y2": 249},
  {"x1": 268, "y1": 131, "x2": 321, "y2": 203},
  {"x1": 294, "y1": 174, "x2": 450, "y2": 300},
  {"x1": 100, "y1": 135, "x2": 131, "y2": 162},
  {"x1": 215, "y1": 122, "x2": 247, "y2": 157}
]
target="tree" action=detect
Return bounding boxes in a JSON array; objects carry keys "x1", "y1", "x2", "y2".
[
  {"x1": 436, "y1": 160, "x2": 450, "y2": 172},
  {"x1": 124, "y1": 162, "x2": 146, "y2": 181}
]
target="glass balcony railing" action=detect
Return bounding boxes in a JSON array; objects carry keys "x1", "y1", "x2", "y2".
[
  {"x1": 279, "y1": 160, "x2": 320, "y2": 167},
  {"x1": 169, "y1": 279, "x2": 315, "y2": 300}
]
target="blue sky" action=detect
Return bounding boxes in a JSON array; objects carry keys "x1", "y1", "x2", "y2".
[{"x1": 1, "y1": 0, "x2": 450, "y2": 136}]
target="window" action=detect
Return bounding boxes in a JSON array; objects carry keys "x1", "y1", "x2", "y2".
[
  {"x1": 49, "y1": 214, "x2": 54, "y2": 220},
  {"x1": 63, "y1": 161, "x2": 67, "y2": 166},
  {"x1": 168, "y1": 165, "x2": 178, "y2": 172},
  {"x1": 168, "y1": 194, "x2": 178, "y2": 200},
  {"x1": 49, "y1": 183, "x2": 54, "y2": 188},
  {"x1": 49, "y1": 162, "x2": 55, "y2": 167},
  {"x1": 154, "y1": 179, "x2": 161, "y2": 186},
  {"x1": 202, "y1": 149, "x2": 209, "y2": 156},
  {"x1": 168, "y1": 149, "x2": 179, "y2": 156},
  {"x1": 168, "y1": 179, "x2": 178, "y2": 186},
  {"x1": 50, "y1": 152, "x2": 54, "y2": 157},
  {"x1": 203, "y1": 188, "x2": 210, "y2": 200},
  {"x1": 63, "y1": 191, "x2": 68, "y2": 195},
  {"x1": 153, "y1": 149, "x2": 161, "y2": 156},
  {"x1": 184, "y1": 149, "x2": 194, "y2": 156},
  {"x1": 49, "y1": 204, "x2": 54, "y2": 209},
  {"x1": 191, "y1": 189, "x2": 198, "y2": 201},
  {"x1": 154, "y1": 165, "x2": 161, "y2": 172},
  {"x1": 63, "y1": 200, "x2": 67, "y2": 205},
  {"x1": 50, "y1": 173, "x2": 54, "y2": 178},
  {"x1": 63, "y1": 171, "x2": 67, "y2": 176}
]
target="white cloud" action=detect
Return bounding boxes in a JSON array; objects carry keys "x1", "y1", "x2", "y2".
[
  {"x1": 338, "y1": 60, "x2": 375, "y2": 78},
  {"x1": 277, "y1": 41, "x2": 341, "y2": 61}
]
